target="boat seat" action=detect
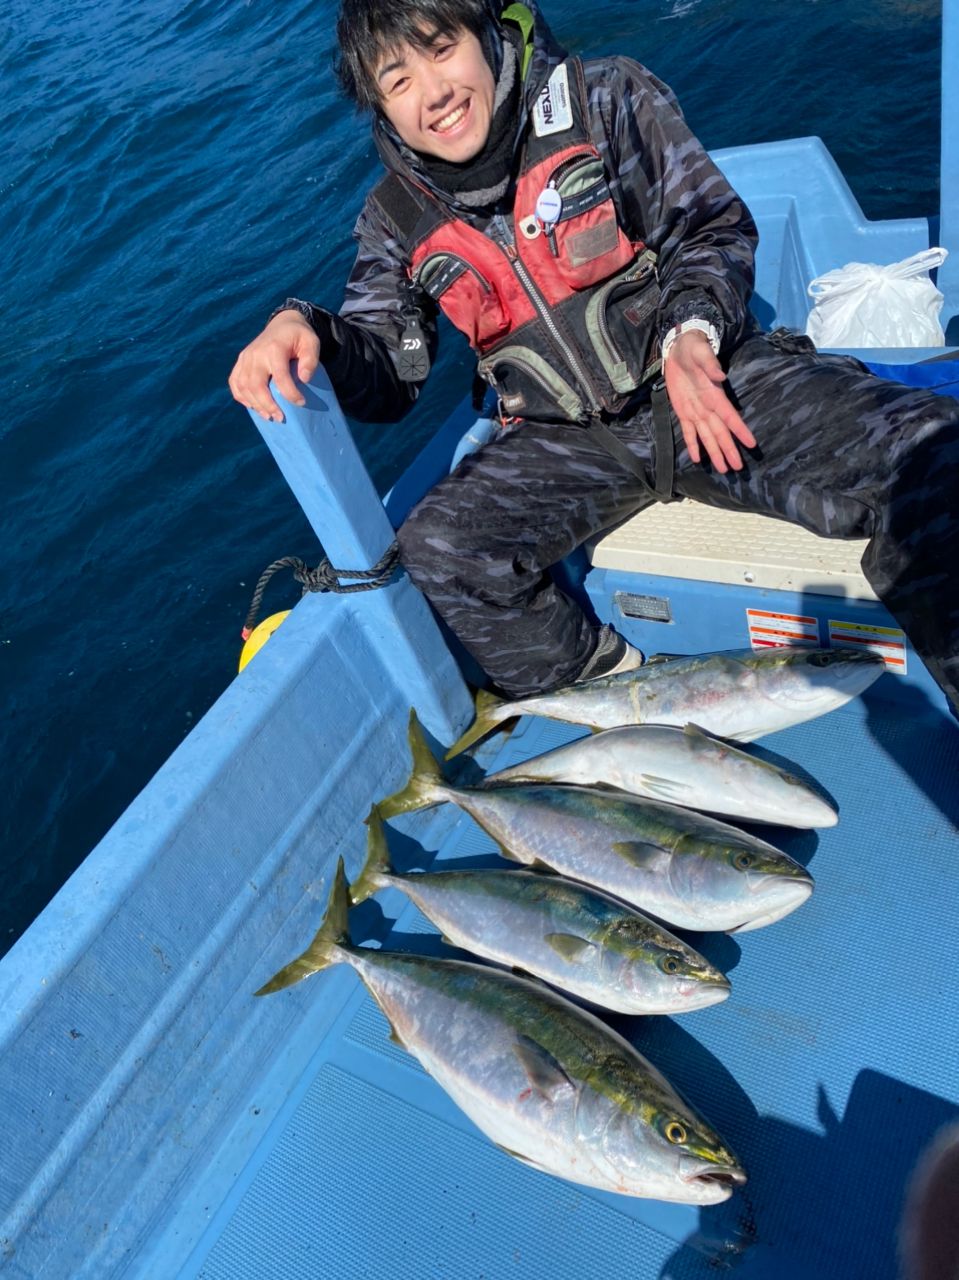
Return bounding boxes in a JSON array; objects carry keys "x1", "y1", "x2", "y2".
[{"x1": 589, "y1": 500, "x2": 875, "y2": 600}]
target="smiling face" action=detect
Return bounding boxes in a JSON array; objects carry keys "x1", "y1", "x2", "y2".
[{"x1": 376, "y1": 27, "x2": 495, "y2": 162}]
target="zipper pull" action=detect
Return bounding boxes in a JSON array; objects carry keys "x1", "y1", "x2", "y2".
[{"x1": 545, "y1": 228, "x2": 558, "y2": 257}]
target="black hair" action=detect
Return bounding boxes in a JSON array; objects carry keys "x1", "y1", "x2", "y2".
[{"x1": 335, "y1": 0, "x2": 491, "y2": 110}]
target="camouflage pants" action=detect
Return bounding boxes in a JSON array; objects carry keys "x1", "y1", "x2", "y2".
[{"x1": 397, "y1": 331, "x2": 959, "y2": 707}]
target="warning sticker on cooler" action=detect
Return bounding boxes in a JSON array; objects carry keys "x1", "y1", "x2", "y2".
[
  {"x1": 746, "y1": 608, "x2": 819, "y2": 650},
  {"x1": 828, "y1": 618, "x2": 907, "y2": 673}
]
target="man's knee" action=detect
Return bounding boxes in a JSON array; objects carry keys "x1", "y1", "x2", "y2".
[
  {"x1": 396, "y1": 495, "x2": 488, "y2": 588},
  {"x1": 398, "y1": 495, "x2": 543, "y2": 607},
  {"x1": 396, "y1": 499, "x2": 446, "y2": 585}
]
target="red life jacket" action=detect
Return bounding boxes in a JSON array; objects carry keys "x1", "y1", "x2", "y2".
[{"x1": 371, "y1": 57, "x2": 662, "y2": 424}]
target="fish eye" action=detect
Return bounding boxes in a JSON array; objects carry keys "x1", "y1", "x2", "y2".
[
  {"x1": 664, "y1": 1120, "x2": 687, "y2": 1144},
  {"x1": 808, "y1": 652, "x2": 831, "y2": 667},
  {"x1": 733, "y1": 851, "x2": 754, "y2": 871},
  {"x1": 658, "y1": 952, "x2": 682, "y2": 975}
]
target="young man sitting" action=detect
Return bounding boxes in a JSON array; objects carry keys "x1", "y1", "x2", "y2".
[{"x1": 229, "y1": 0, "x2": 959, "y2": 713}]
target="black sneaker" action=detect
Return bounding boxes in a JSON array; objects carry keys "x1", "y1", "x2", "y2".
[{"x1": 575, "y1": 625, "x2": 645, "y2": 683}]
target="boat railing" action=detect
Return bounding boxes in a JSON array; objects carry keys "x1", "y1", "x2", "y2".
[{"x1": 247, "y1": 368, "x2": 471, "y2": 743}]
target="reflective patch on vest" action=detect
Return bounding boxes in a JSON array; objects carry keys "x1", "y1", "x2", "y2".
[
  {"x1": 501, "y1": 391, "x2": 527, "y2": 413},
  {"x1": 533, "y1": 64, "x2": 573, "y2": 137},
  {"x1": 566, "y1": 218, "x2": 619, "y2": 266}
]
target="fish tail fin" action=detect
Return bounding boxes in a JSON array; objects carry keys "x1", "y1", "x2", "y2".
[
  {"x1": 352, "y1": 805, "x2": 393, "y2": 905},
  {"x1": 254, "y1": 857, "x2": 350, "y2": 996},
  {"x1": 377, "y1": 709, "x2": 447, "y2": 819},
  {"x1": 445, "y1": 689, "x2": 509, "y2": 760}
]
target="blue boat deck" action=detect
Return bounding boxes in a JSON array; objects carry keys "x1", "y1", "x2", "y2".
[{"x1": 169, "y1": 690, "x2": 958, "y2": 1280}]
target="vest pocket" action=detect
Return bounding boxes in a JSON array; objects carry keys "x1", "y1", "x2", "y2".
[
  {"x1": 546, "y1": 153, "x2": 635, "y2": 290},
  {"x1": 584, "y1": 251, "x2": 662, "y2": 393},
  {"x1": 478, "y1": 344, "x2": 586, "y2": 423},
  {"x1": 414, "y1": 253, "x2": 509, "y2": 350}
]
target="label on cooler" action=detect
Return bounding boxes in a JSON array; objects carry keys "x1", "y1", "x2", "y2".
[
  {"x1": 746, "y1": 607, "x2": 819, "y2": 649},
  {"x1": 827, "y1": 618, "x2": 907, "y2": 673}
]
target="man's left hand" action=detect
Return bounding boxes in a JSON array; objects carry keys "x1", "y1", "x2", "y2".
[{"x1": 663, "y1": 331, "x2": 756, "y2": 473}]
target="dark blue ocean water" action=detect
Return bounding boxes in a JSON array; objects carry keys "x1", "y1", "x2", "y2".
[{"x1": 0, "y1": 0, "x2": 941, "y2": 954}]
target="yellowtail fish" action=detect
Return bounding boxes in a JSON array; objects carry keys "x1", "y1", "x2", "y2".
[
  {"x1": 256, "y1": 858, "x2": 746, "y2": 1203},
  {"x1": 485, "y1": 723, "x2": 837, "y2": 828},
  {"x1": 381, "y1": 712, "x2": 813, "y2": 933},
  {"x1": 353, "y1": 808, "x2": 730, "y2": 1014},
  {"x1": 447, "y1": 647, "x2": 885, "y2": 758}
]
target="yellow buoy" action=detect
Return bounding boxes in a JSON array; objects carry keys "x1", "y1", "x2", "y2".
[{"x1": 238, "y1": 611, "x2": 291, "y2": 672}]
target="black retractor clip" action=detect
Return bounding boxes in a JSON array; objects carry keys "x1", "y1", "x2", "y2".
[{"x1": 395, "y1": 278, "x2": 432, "y2": 383}]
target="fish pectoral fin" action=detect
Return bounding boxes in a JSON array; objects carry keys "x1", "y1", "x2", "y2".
[
  {"x1": 513, "y1": 1034, "x2": 576, "y2": 1102},
  {"x1": 544, "y1": 932, "x2": 598, "y2": 964},
  {"x1": 386, "y1": 1019, "x2": 408, "y2": 1050},
  {"x1": 638, "y1": 773, "x2": 686, "y2": 801},
  {"x1": 646, "y1": 652, "x2": 684, "y2": 665},
  {"x1": 611, "y1": 840, "x2": 668, "y2": 870}
]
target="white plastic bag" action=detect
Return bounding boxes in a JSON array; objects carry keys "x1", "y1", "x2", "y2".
[{"x1": 805, "y1": 247, "x2": 948, "y2": 348}]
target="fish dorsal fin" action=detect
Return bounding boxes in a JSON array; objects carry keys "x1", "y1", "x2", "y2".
[
  {"x1": 544, "y1": 932, "x2": 597, "y2": 964},
  {"x1": 513, "y1": 1034, "x2": 575, "y2": 1101},
  {"x1": 612, "y1": 840, "x2": 668, "y2": 870}
]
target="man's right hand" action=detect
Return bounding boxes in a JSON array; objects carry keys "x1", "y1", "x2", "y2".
[
  {"x1": 663, "y1": 330, "x2": 755, "y2": 473},
  {"x1": 228, "y1": 311, "x2": 321, "y2": 422}
]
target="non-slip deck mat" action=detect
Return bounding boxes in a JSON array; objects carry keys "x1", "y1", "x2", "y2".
[{"x1": 191, "y1": 692, "x2": 959, "y2": 1280}]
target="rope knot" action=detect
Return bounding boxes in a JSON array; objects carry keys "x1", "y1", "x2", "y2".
[{"x1": 241, "y1": 542, "x2": 401, "y2": 638}]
